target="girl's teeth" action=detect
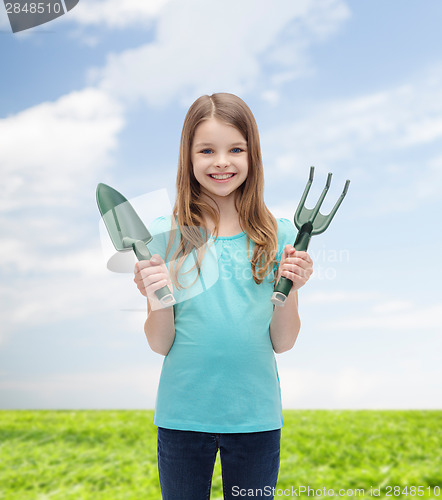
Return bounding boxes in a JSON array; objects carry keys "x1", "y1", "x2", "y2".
[{"x1": 210, "y1": 174, "x2": 234, "y2": 179}]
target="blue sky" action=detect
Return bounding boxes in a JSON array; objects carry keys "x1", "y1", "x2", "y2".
[{"x1": 0, "y1": 0, "x2": 441, "y2": 410}]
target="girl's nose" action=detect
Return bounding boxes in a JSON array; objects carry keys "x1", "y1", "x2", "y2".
[{"x1": 215, "y1": 153, "x2": 230, "y2": 168}]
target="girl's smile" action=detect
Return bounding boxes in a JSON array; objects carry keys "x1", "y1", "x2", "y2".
[{"x1": 208, "y1": 172, "x2": 236, "y2": 182}]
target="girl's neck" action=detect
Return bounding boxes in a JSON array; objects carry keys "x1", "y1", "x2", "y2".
[{"x1": 201, "y1": 193, "x2": 243, "y2": 236}]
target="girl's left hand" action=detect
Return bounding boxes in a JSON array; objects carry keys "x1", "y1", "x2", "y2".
[{"x1": 278, "y1": 244, "x2": 313, "y2": 292}]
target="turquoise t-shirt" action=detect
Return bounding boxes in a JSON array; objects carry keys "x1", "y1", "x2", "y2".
[{"x1": 147, "y1": 216, "x2": 297, "y2": 433}]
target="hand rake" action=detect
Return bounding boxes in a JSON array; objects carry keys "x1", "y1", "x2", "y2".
[{"x1": 271, "y1": 166, "x2": 350, "y2": 307}]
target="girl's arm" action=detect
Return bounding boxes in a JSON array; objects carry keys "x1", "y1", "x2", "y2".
[
  {"x1": 134, "y1": 255, "x2": 176, "y2": 356},
  {"x1": 144, "y1": 300, "x2": 175, "y2": 356},
  {"x1": 270, "y1": 289, "x2": 300, "y2": 353},
  {"x1": 269, "y1": 244, "x2": 313, "y2": 354}
]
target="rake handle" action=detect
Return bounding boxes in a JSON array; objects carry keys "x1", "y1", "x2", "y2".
[
  {"x1": 132, "y1": 240, "x2": 176, "y2": 308},
  {"x1": 271, "y1": 227, "x2": 311, "y2": 307}
]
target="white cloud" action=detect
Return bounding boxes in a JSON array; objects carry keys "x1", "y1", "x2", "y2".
[
  {"x1": 0, "y1": 250, "x2": 149, "y2": 346},
  {"x1": 262, "y1": 65, "x2": 442, "y2": 216},
  {"x1": 268, "y1": 200, "x2": 296, "y2": 221},
  {"x1": 0, "y1": 364, "x2": 162, "y2": 409},
  {"x1": 67, "y1": 0, "x2": 171, "y2": 29},
  {"x1": 0, "y1": 87, "x2": 124, "y2": 211},
  {"x1": 279, "y1": 365, "x2": 442, "y2": 409},
  {"x1": 0, "y1": 11, "x2": 8, "y2": 30},
  {"x1": 416, "y1": 155, "x2": 442, "y2": 200},
  {"x1": 261, "y1": 90, "x2": 280, "y2": 107},
  {"x1": 324, "y1": 301, "x2": 442, "y2": 331},
  {"x1": 372, "y1": 300, "x2": 413, "y2": 314},
  {"x1": 88, "y1": 0, "x2": 350, "y2": 108},
  {"x1": 302, "y1": 290, "x2": 379, "y2": 305},
  {"x1": 265, "y1": 77, "x2": 442, "y2": 170},
  {"x1": 0, "y1": 0, "x2": 169, "y2": 39},
  {"x1": 0, "y1": 87, "x2": 128, "y2": 345}
]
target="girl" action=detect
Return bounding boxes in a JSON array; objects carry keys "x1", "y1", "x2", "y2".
[{"x1": 133, "y1": 93, "x2": 313, "y2": 499}]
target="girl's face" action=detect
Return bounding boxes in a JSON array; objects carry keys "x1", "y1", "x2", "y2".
[{"x1": 191, "y1": 118, "x2": 248, "y2": 204}]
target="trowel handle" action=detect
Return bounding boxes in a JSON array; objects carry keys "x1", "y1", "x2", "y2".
[
  {"x1": 270, "y1": 226, "x2": 311, "y2": 307},
  {"x1": 132, "y1": 241, "x2": 176, "y2": 308}
]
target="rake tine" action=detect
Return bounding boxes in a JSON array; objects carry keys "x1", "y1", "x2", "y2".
[
  {"x1": 312, "y1": 179, "x2": 351, "y2": 235},
  {"x1": 309, "y1": 172, "x2": 332, "y2": 224},
  {"x1": 294, "y1": 166, "x2": 315, "y2": 228},
  {"x1": 271, "y1": 166, "x2": 350, "y2": 307}
]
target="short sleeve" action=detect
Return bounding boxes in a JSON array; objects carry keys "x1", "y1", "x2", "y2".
[
  {"x1": 276, "y1": 218, "x2": 297, "y2": 262},
  {"x1": 146, "y1": 215, "x2": 175, "y2": 262}
]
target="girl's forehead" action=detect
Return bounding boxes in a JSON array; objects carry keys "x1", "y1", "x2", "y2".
[{"x1": 193, "y1": 118, "x2": 246, "y2": 144}]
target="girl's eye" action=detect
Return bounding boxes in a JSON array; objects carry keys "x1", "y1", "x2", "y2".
[{"x1": 200, "y1": 147, "x2": 244, "y2": 154}]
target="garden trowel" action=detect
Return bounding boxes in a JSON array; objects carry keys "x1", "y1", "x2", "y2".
[{"x1": 96, "y1": 183, "x2": 176, "y2": 308}]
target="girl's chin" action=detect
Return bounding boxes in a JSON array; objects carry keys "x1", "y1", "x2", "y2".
[{"x1": 200, "y1": 187, "x2": 236, "y2": 201}]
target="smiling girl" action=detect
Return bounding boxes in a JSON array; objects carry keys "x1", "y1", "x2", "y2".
[{"x1": 133, "y1": 93, "x2": 313, "y2": 499}]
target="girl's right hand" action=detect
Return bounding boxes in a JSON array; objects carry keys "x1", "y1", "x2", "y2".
[{"x1": 133, "y1": 255, "x2": 174, "y2": 310}]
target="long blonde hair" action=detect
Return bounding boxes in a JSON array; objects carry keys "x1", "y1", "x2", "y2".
[{"x1": 166, "y1": 93, "x2": 279, "y2": 289}]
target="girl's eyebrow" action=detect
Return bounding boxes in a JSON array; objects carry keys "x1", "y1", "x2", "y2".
[{"x1": 194, "y1": 141, "x2": 247, "y2": 148}]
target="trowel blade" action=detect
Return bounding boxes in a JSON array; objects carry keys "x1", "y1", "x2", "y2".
[{"x1": 96, "y1": 183, "x2": 153, "y2": 252}]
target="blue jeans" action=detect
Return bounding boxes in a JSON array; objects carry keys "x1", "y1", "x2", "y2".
[{"x1": 157, "y1": 427, "x2": 281, "y2": 499}]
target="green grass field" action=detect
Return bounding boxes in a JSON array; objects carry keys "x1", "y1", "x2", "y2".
[{"x1": 0, "y1": 410, "x2": 440, "y2": 499}]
